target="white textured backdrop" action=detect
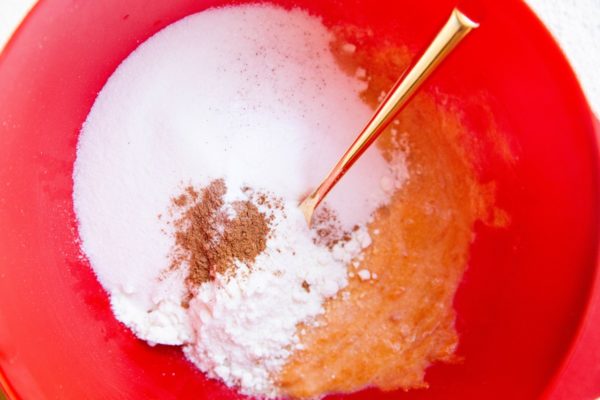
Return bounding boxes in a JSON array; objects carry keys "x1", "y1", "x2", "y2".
[{"x1": 1, "y1": 0, "x2": 598, "y2": 115}]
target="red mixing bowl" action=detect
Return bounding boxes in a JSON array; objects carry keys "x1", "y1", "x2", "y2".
[{"x1": 0, "y1": 0, "x2": 598, "y2": 399}]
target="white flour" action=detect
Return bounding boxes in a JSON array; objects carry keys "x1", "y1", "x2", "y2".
[
  {"x1": 73, "y1": 4, "x2": 407, "y2": 397},
  {"x1": 183, "y1": 204, "x2": 371, "y2": 396}
]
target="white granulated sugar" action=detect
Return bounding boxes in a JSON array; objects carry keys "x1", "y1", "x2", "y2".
[
  {"x1": 357, "y1": 269, "x2": 372, "y2": 281},
  {"x1": 342, "y1": 42, "x2": 357, "y2": 54},
  {"x1": 73, "y1": 3, "x2": 408, "y2": 398},
  {"x1": 355, "y1": 67, "x2": 367, "y2": 79}
]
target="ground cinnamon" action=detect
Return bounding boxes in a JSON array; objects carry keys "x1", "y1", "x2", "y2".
[
  {"x1": 312, "y1": 206, "x2": 353, "y2": 250},
  {"x1": 170, "y1": 179, "x2": 270, "y2": 292}
]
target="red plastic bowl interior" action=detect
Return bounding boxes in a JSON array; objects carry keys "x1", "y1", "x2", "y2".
[{"x1": 0, "y1": 0, "x2": 598, "y2": 399}]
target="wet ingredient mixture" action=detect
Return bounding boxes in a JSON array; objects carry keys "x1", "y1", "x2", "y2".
[{"x1": 280, "y1": 36, "x2": 501, "y2": 395}]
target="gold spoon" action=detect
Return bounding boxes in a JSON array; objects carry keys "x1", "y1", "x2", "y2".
[{"x1": 299, "y1": 8, "x2": 479, "y2": 226}]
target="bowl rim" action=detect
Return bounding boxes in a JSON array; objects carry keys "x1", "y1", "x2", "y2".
[
  {"x1": 514, "y1": 3, "x2": 600, "y2": 398},
  {"x1": 0, "y1": 0, "x2": 599, "y2": 398}
]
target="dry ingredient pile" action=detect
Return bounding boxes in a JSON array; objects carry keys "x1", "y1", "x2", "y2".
[{"x1": 73, "y1": 4, "x2": 408, "y2": 398}]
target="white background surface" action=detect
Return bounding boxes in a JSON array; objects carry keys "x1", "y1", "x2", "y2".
[{"x1": 0, "y1": 0, "x2": 598, "y2": 116}]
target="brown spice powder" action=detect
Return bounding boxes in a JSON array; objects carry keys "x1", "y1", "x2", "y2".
[
  {"x1": 312, "y1": 206, "x2": 353, "y2": 250},
  {"x1": 170, "y1": 179, "x2": 270, "y2": 293}
]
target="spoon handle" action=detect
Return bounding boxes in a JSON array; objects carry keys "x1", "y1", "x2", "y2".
[{"x1": 300, "y1": 8, "x2": 478, "y2": 225}]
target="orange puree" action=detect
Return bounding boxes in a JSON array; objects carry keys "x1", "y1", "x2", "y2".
[{"x1": 278, "y1": 28, "x2": 505, "y2": 398}]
